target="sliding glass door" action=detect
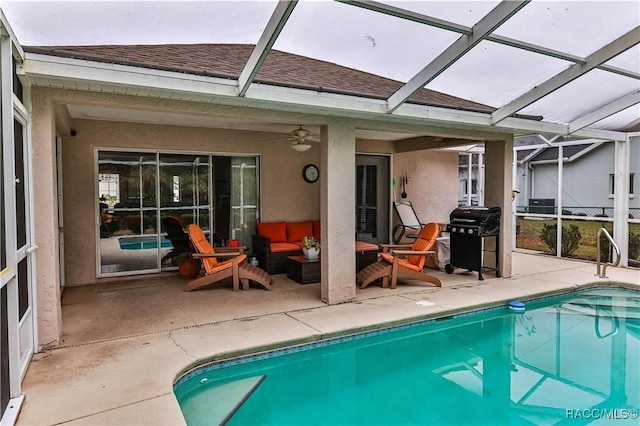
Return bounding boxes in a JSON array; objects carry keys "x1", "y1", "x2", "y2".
[
  {"x1": 98, "y1": 152, "x2": 158, "y2": 274},
  {"x1": 159, "y1": 154, "x2": 210, "y2": 269},
  {"x1": 97, "y1": 151, "x2": 259, "y2": 277}
]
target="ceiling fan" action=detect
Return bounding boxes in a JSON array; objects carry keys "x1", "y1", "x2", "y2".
[{"x1": 262, "y1": 125, "x2": 318, "y2": 152}]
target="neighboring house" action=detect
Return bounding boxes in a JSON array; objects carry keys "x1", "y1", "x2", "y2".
[
  {"x1": 515, "y1": 136, "x2": 639, "y2": 217},
  {"x1": 458, "y1": 136, "x2": 639, "y2": 218}
]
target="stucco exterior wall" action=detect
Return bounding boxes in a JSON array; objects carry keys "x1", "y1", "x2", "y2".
[
  {"x1": 392, "y1": 150, "x2": 459, "y2": 228},
  {"x1": 62, "y1": 118, "x2": 333, "y2": 286},
  {"x1": 30, "y1": 87, "x2": 476, "y2": 345}
]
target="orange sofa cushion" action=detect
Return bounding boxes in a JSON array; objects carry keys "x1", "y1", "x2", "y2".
[
  {"x1": 312, "y1": 221, "x2": 321, "y2": 241},
  {"x1": 287, "y1": 221, "x2": 313, "y2": 243},
  {"x1": 256, "y1": 221, "x2": 287, "y2": 243},
  {"x1": 270, "y1": 242, "x2": 304, "y2": 253}
]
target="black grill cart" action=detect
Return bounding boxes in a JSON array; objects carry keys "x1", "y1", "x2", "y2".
[{"x1": 445, "y1": 207, "x2": 501, "y2": 280}]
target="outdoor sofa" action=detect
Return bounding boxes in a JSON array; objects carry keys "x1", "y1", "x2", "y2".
[{"x1": 252, "y1": 220, "x2": 379, "y2": 274}]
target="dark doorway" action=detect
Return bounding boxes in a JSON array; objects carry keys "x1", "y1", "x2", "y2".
[{"x1": 356, "y1": 155, "x2": 390, "y2": 244}]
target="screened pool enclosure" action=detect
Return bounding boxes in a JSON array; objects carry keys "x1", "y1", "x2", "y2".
[{"x1": 1, "y1": 1, "x2": 639, "y2": 422}]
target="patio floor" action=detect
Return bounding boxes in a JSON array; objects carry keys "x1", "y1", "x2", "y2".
[{"x1": 16, "y1": 252, "x2": 640, "y2": 425}]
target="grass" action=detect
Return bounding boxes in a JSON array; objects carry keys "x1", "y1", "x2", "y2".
[{"x1": 516, "y1": 218, "x2": 640, "y2": 261}]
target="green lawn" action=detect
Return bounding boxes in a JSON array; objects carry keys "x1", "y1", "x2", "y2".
[{"x1": 516, "y1": 218, "x2": 640, "y2": 262}]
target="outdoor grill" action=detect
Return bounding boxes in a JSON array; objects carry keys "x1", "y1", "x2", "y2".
[{"x1": 445, "y1": 206, "x2": 501, "y2": 280}]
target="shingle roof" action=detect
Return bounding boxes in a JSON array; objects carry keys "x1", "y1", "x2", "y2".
[{"x1": 25, "y1": 43, "x2": 513, "y2": 115}]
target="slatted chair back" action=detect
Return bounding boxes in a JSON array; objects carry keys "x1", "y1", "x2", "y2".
[
  {"x1": 187, "y1": 224, "x2": 218, "y2": 273},
  {"x1": 407, "y1": 223, "x2": 440, "y2": 268}
]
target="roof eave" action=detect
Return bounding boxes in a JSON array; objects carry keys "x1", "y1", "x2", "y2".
[{"x1": 23, "y1": 52, "x2": 628, "y2": 141}]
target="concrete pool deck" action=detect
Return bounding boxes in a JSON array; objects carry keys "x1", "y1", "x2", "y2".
[{"x1": 16, "y1": 252, "x2": 640, "y2": 425}]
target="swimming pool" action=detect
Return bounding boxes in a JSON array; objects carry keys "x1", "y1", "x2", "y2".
[
  {"x1": 118, "y1": 236, "x2": 173, "y2": 250},
  {"x1": 174, "y1": 288, "x2": 640, "y2": 425}
]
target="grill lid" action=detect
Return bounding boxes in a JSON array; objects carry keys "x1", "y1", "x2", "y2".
[
  {"x1": 449, "y1": 206, "x2": 501, "y2": 235},
  {"x1": 449, "y1": 206, "x2": 501, "y2": 224}
]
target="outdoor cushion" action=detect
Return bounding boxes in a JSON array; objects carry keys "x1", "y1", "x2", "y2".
[
  {"x1": 270, "y1": 242, "x2": 303, "y2": 253},
  {"x1": 256, "y1": 221, "x2": 287, "y2": 243},
  {"x1": 356, "y1": 241, "x2": 378, "y2": 252},
  {"x1": 286, "y1": 221, "x2": 313, "y2": 243},
  {"x1": 407, "y1": 223, "x2": 439, "y2": 268},
  {"x1": 379, "y1": 254, "x2": 422, "y2": 271}
]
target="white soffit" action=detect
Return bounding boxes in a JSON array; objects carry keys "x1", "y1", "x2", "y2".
[{"x1": 64, "y1": 103, "x2": 416, "y2": 141}]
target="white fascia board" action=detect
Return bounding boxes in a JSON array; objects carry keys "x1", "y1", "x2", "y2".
[
  {"x1": 517, "y1": 147, "x2": 545, "y2": 165},
  {"x1": 244, "y1": 83, "x2": 389, "y2": 116},
  {"x1": 237, "y1": 0, "x2": 297, "y2": 97},
  {"x1": 492, "y1": 26, "x2": 640, "y2": 124},
  {"x1": 25, "y1": 53, "x2": 238, "y2": 97},
  {"x1": 569, "y1": 90, "x2": 640, "y2": 133},
  {"x1": 387, "y1": 0, "x2": 529, "y2": 113},
  {"x1": 529, "y1": 158, "x2": 568, "y2": 165},
  {"x1": 396, "y1": 102, "x2": 627, "y2": 140},
  {"x1": 566, "y1": 141, "x2": 604, "y2": 162},
  {"x1": 515, "y1": 139, "x2": 613, "y2": 153}
]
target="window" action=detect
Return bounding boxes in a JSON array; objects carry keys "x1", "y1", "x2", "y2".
[
  {"x1": 609, "y1": 173, "x2": 635, "y2": 196},
  {"x1": 462, "y1": 179, "x2": 478, "y2": 196},
  {"x1": 172, "y1": 176, "x2": 180, "y2": 202},
  {"x1": 98, "y1": 173, "x2": 120, "y2": 206}
]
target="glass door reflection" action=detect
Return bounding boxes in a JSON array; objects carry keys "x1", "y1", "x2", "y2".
[
  {"x1": 159, "y1": 154, "x2": 209, "y2": 270},
  {"x1": 98, "y1": 151, "x2": 158, "y2": 274}
]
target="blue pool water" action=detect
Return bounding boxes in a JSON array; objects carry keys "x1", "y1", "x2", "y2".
[
  {"x1": 118, "y1": 236, "x2": 173, "y2": 250},
  {"x1": 174, "y1": 288, "x2": 640, "y2": 425}
]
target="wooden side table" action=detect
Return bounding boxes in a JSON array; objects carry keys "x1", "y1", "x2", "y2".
[{"x1": 286, "y1": 255, "x2": 320, "y2": 284}]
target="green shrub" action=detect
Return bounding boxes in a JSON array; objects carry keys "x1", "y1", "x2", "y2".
[
  {"x1": 599, "y1": 234, "x2": 612, "y2": 263},
  {"x1": 594, "y1": 213, "x2": 608, "y2": 218},
  {"x1": 540, "y1": 223, "x2": 582, "y2": 257},
  {"x1": 630, "y1": 232, "x2": 640, "y2": 260},
  {"x1": 562, "y1": 209, "x2": 573, "y2": 215}
]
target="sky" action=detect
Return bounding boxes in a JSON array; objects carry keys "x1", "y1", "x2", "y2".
[
  {"x1": 1, "y1": 0, "x2": 638, "y2": 128},
  {"x1": 0, "y1": 0, "x2": 488, "y2": 83}
]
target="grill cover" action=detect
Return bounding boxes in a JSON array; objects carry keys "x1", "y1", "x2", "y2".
[{"x1": 449, "y1": 206, "x2": 501, "y2": 235}]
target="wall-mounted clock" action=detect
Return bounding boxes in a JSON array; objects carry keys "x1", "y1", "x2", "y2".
[{"x1": 302, "y1": 164, "x2": 319, "y2": 183}]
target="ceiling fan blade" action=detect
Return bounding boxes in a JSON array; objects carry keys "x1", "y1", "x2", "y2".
[
  {"x1": 261, "y1": 136, "x2": 293, "y2": 142},
  {"x1": 300, "y1": 134, "x2": 320, "y2": 142}
]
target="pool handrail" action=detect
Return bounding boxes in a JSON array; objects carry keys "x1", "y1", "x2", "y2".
[{"x1": 595, "y1": 227, "x2": 620, "y2": 278}]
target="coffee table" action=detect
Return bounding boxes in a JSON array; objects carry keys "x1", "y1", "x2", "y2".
[{"x1": 286, "y1": 255, "x2": 320, "y2": 284}]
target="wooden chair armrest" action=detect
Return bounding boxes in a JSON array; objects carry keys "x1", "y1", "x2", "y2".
[
  {"x1": 215, "y1": 246, "x2": 246, "y2": 253},
  {"x1": 192, "y1": 251, "x2": 243, "y2": 258},
  {"x1": 380, "y1": 243, "x2": 412, "y2": 253},
  {"x1": 391, "y1": 250, "x2": 436, "y2": 256}
]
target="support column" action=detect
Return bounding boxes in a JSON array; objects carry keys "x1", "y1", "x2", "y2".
[
  {"x1": 31, "y1": 90, "x2": 63, "y2": 348},
  {"x1": 484, "y1": 137, "x2": 514, "y2": 278},
  {"x1": 613, "y1": 137, "x2": 631, "y2": 266},
  {"x1": 320, "y1": 120, "x2": 356, "y2": 304}
]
